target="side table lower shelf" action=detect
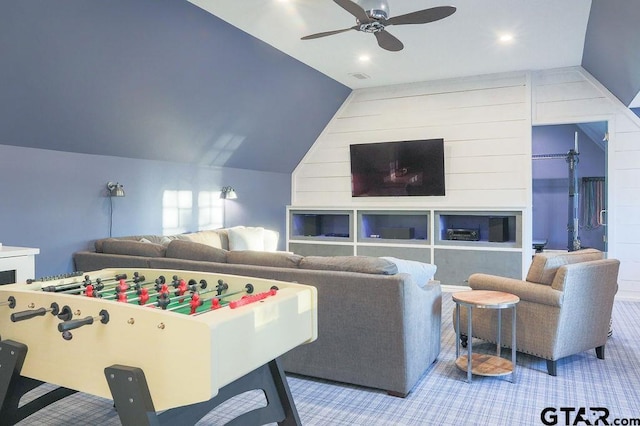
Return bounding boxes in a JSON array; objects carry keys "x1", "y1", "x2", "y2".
[{"x1": 455, "y1": 354, "x2": 514, "y2": 377}]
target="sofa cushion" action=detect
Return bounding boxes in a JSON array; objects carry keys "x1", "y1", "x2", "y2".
[
  {"x1": 165, "y1": 240, "x2": 228, "y2": 263},
  {"x1": 228, "y1": 226, "x2": 266, "y2": 251},
  {"x1": 298, "y1": 256, "x2": 398, "y2": 275},
  {"x1": 101, "y1": 239, "x2": 166, "y2": 257},
  {"x1": 183, "y1": 230, "x2": 226, "y2": 249},
  {"x1": 95, "y1": 235, "x2": 163, "y2": 252},
  {"x1": 226, "y1": 251, "x2": 302, "y2": 269},
  {"x1": 526, "y1": 248, "x2": 604, "y2": 285},
  {"x1": 381, "y1": 257, "x2": 437, "y2": 287}
]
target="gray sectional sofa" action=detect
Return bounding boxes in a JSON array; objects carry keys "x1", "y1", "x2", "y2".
[{"x1": 73, "y1": 229, "x2": 442, "y2": 397}]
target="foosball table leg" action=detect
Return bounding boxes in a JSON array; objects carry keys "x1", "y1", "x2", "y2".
[
  {"x1": 0, "y1": 340, "x2": 77, "y2": 426},
  {"x1": 105, "y1": 358, "x2": 302, "y2": 426}
]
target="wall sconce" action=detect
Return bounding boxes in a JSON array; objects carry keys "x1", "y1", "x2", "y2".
[
  {"x1": 107, "y1": 182, "x2": 125, "y2": 197},
  {"x1": 106, "y1": 182, "x2": 125, "y2": 237},
  {"x1": 220, "y1": 186, "x2": 238, "y2": 200}
]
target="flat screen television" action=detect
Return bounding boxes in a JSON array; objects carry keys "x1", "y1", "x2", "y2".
[{"x1": 350, "y1": 138, "x2": 445, "y2": 197}]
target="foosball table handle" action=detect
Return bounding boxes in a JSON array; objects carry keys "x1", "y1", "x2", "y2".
[
  {"x1": 10, "y1": 302, "x2": 60, "y2": 322},
  {"x1": 57, "y1": 309, "x2": 110, "y2": 333}
]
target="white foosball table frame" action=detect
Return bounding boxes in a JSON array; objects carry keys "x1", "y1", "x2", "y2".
[{"x1": 0, "y1": 268, "x2": 318, "y2": 426}]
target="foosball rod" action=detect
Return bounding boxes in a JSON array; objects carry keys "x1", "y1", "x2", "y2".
[
  {"x1": 104, "y1": 277, "x2": 209, "y2": 306},
  {"x1": 188, "y1": 283, "x2": 258, "y2": 315},
  {"x1": 97, "y1": 274, "x2": 190, "y2": 298},
  {"x1": 134, "y1": 279, "x2": 211, "y2": 307},
  {"x1": 87, "y1": 273, "x2": 149, "y2": 293},
  {"x1": 104, "y1": 278, "x2": 207, "y2": 304},
  {"x1": 191, "y1": 287, "x2": 278, "y2": 316},
  {"x1": 99, "y1": 276, "x2": 161, "y2": 299},
  {"x1": 136, "y1": 278, "x2": 225, "y2": 307},
  {"x1": 142, "y1": 284, "x2": 239, "y2": 314},
  {"x1": 40, "y1": 273, "x2": 127, "y2": 293},
  {"x1": 0, "y1": 296, "x2": 16, "y2": 308},
  {"x1": 61, "y1": 274, "x2": 156, "y2": 297}
]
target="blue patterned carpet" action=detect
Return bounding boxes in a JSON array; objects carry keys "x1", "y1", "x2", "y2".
[{"x1": 17, "y1": 293, "x2": 640, "y2": 425}]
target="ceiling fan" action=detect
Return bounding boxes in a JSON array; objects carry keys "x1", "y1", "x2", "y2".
[{"x1": 301, "y1": 0, "x2": 456, "y2": 52}]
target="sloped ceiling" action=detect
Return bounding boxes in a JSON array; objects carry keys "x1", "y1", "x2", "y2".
[
  {"x1": 0, "y1": 0, "x2": 350, "y2": 173},
  {"x1": 582, "y1": 0, "x2": 640, "y2": 107},
  {"x1": 1, "y1": 1, "x2": 638, "y2": 174},
  {"x1": 192, "y1": 0, "x2": 592, "y2": 89}
]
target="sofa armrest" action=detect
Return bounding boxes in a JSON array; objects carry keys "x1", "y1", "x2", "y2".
[{"x1": 469, "y1": 273, "x2": 563, "y2": 307}]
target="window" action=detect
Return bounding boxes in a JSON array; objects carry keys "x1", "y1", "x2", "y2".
[
  {"x1": 198, "y1": 191, "x2": 224, "y2": 230},
  {"x1": 162, "y1": 190, "x2": 193, "y2": 235}
]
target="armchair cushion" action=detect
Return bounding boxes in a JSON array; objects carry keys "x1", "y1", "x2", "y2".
[{"x1": 525, "y1": 248, "x2": 604, "y2": 285}]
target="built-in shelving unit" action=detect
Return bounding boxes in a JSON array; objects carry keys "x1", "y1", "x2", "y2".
[{"x1": 287, "y1": 207, "x2": 525, "y2": 285}]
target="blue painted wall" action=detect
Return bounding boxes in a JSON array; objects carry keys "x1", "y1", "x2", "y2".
[
  {"x1": 532, "y1": 124, "x2": 607, "y2": 251},
  {"x1": 0, "y1": 1, "x2": 351, "y2": 278},
  {"x1": 0, "y1": 145, "x2": 291, "y2": 277}
]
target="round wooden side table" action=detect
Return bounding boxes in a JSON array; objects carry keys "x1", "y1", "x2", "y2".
[{"x1": 453, "y1": 290, "x2": 519, "y2": 383}]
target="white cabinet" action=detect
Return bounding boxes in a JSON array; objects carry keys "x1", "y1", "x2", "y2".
[{"x1": 0, "y1": 246, "x2": 39, "y2": 285}]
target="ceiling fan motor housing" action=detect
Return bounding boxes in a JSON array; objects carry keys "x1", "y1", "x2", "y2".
[{"x1": 357, "y1": 0, "x2": 390, "y2": 20}]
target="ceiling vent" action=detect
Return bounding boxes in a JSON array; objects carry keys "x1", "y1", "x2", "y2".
[{"x1": 349, "y1": 72, "x2": 370, "y2": 80}]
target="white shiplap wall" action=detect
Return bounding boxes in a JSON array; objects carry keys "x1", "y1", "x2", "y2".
[
  {"x1": 292, "y1": 67, "x2": 640, "y2": 300},
  {"x1": 532, "y1": 67, "x2": 640, "y2": 301},
  {"x1": 293, "y1": 72, "x2": 532, "y2": 209}
]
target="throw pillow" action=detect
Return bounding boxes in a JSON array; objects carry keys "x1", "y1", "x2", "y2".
[
  {"x1": 263, "y1": 229, "x2": 279, "y2": 252},
  {"x1": 228, "y1": 226, "x2": 265, "y2": 251},
  {"x1": 183, "y1": 230, "x2": 225, "y2": 249}
]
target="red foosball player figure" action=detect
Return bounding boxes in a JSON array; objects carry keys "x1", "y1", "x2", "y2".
[{"x1": 190, "y1": 293, "x2": 202, "y2": 314}]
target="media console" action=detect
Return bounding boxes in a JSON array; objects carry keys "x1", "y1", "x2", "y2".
[{"x1": 287, "y1": 207, "x2": 525, "y2": 286}]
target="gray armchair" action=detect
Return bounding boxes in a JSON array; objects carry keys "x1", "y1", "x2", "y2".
[{"x1": 454, "y1": 249, "x2": 620, "y2": 375}]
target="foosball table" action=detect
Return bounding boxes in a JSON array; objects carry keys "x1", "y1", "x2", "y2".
[{"x1": 0, "y1": 268, "x2": 318, "y2": 425}]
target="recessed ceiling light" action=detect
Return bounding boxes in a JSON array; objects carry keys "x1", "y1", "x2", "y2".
[
  {"x1": 358, "y1": 55, "x2": 371, "y2": 62},
  {"x1": 499, "y1": 33, "x2": 514, "y2": 43}
]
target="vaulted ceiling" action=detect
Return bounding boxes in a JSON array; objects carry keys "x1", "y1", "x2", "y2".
[
  {"x1": 191, "y1": 0, "x2": 640, "y2": 106},
  {"x1": 1, "y1": 0, "x2": 638, "y2": 174}
]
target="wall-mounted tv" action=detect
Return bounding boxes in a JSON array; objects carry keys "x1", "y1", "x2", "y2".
[{"x1": 350, "y1": 138, "x2": 445, "y2": 197}]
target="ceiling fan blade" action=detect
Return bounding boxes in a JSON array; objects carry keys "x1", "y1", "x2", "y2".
[
  {"x1": 385, "y1": 6, "x2": 456, "y2": 26},
  {"x1": 301, "y1": 26, "x2": 358, "y2": 40},
  {"x1": 333, "y1": 0, "x2": 371, "y2": 23},
  {"x1": 374, "y1": 30, "x2": 403, "y2": 52}
]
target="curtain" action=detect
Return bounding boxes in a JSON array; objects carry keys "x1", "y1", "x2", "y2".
[{"x1": 580, "y1": 177, "x2": 605, "y2": 230}]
